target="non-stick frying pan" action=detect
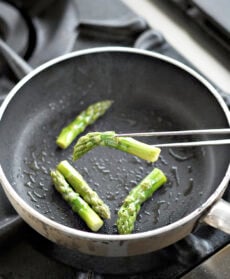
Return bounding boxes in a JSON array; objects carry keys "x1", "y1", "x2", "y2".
[{"x1": 0, "y1": 47, "x2": 229, "y2": 257}]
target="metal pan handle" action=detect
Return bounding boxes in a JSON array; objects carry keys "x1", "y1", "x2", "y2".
[{"x1": 203, "y1": 199, "x2": 230, "y2": 234}]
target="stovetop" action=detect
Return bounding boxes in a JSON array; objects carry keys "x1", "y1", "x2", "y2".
[{"x1": 0, "y1": 0, "x2": 229, "y2": 278}]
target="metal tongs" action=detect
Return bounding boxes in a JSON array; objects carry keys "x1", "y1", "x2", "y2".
[{"x1": 117, "y1": 128, "x2": 230, "y2": 148}]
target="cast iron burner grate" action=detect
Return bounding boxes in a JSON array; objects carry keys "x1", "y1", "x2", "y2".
[
  {"x1": 0, "y1": 0, "x2": 36, "y2": 104},
  {"x1": 0, "y1": 1, "x2": 35, "y2": 59}
]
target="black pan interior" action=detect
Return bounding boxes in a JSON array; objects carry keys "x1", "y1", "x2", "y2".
[{"x1": 0, "y1": 50, "x2": 229, "y2": 234}]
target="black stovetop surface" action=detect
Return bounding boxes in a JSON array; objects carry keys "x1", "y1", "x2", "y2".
[{"x1": 0, "y1": 0, "x2": 229, "y2": 278}]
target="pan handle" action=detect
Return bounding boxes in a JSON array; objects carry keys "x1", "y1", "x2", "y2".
[
  {"x1": 202, "y1": 199, "x2": 230, "y2": 234},
  {"x1": 0, "y1": 38, "x2": 32, "y2": 79}
]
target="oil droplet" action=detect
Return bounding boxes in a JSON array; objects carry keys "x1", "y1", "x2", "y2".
[
  {"x1": 187, "y1": 165, "x2": 193, "y2": 173},
  {"x1": 83, "y1": 167, "x2": 89, "y2": 176},
  {"x1": 136, "y1": 174, "x2": 143, "y2": 180},
  {"x1": 130, "y1": 180, "x2": 137, "y2": 185},
  {"x1": 133, "y1": 157, "x2": 142, "y2": 164},
  {"x1": 108, "y1": 174, "x2": 116, "y2": 181},
  {"x1": 169, "y1": 148, "x2": 194, "y2": 161},
  {"x1": 171, "y1": 166, "x2": 180, "y2": 186},
  {"x1": 94, "y1": 182, "x2": 100, "y2": 188},
  {"x1": 48, "y1": 102, "x2": 57, "y2": 110},
  {"x1": 25, "y1": 181, "x2": 33, "y2": 188},
  {"x1": 144, "y1": 210, "x2": 151, "y2": 216},
  {"x1": 159, "y1": 155, "x2": 168, "y2": 165},
  {"x1": 106, "y1": 192, "x2": 116, "y2": 201},
  {"x1": 27, "y1": 191, "x2": 38, "y2": 202},
  {"x1": 183, "y1": 178, "x2": 194, "y2": 196},
  {"x1": 152, "y1": 200, "x2": 166, "y2": 224},
  {"x1": 23, "y1": 170, "x2": 35, "y2": 176},
  {"x1": 138, "y1": 166, "x2": 144, "y2": 172},
  {"x1": 41, "y1": 166, "x2": 49, "y2": 174},
  {"x1": 29, "y1": 174, "x2": 36, "y2": 183},
  {"x1": 95, "y1": 162, "x2": 105, "y2": 170},
  {"x1": 33, "y1": 190, "x2": 46, "y2": 199}
]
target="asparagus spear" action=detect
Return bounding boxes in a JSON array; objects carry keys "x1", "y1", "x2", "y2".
[
  {"x1": 50, "y1": 170, "x2": 103, "y2": 232},
  {"x1": 116, "y1": 168, "x2": 167, "y2": 234},
  {"x1": 73, "y1": 131, "x2": 161, "y2": 162},
  {"x1": 56, "y1": 100, "x2": 113, "y2": 149},
  {"x1": 57, "y1": 160, "x2": 111, "y2": 219}
]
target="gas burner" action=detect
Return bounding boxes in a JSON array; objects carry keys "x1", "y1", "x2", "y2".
[
  {"x1": 0, "y1": 0, "x2": 79, "y2": 101},
  {"x1": 0, "y1": 1, "x2": 35, "y2": 76},
  {"x1": 0, "y1": 0, "x2": 229, "y2": 278},
  {"x1": 26, "y1": 228, "x2": 173, "y2": 275},
  {"x1": 0, "y1": 1, "x2": 35, "y2": 57},
  {"x1": 174, "y1": 234, "x2": 214, "y2": 267},
  {"x1": 25, "y1": 228, "x2": 218, "y2": 276}
]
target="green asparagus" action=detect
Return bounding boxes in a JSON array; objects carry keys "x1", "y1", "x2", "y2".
[
  {"x1": 116, "y1": 168, "x2": 167, "y2": 234},
  {"x1": 50, "y1": 170, "x2": 103, "y2": 232},
  {"x1": 56, "y1": 100, "x2": 113, "y2": 149},
  {"x1": 57, "y1": 160, "x2": 111, "y2": 219},
  {"x1": 73, "y1": 131, "x2": 161, "y2": 162}
]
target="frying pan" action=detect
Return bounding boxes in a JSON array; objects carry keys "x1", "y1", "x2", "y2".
[{"x1": 0, "y1": 46, "x2": 229, "y2": 257}]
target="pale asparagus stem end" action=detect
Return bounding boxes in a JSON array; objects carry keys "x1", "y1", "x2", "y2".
[{"x1": 73, "y1": 131, "x2": 161, "y2": 162}]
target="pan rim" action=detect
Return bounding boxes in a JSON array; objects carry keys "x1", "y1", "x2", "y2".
[{"x1": 0, "y1": 46, "x2": 229, "y2": 242}]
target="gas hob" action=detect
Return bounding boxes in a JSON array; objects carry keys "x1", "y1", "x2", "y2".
[{"x1": 0, "y1": 0, "x2": 229, "y2": 278}]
